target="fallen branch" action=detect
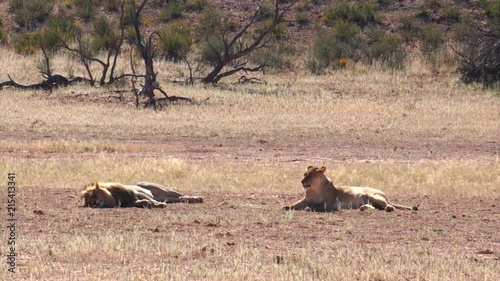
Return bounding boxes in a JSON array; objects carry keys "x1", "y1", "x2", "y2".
[
  {"x1": 212, "y1": 60, "x2": 266, "y2": 84},
  {"x1": 0, "y1": 74, "x2": 87, "y2": 91}
]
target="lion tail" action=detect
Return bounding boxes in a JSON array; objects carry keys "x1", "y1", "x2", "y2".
[
  {"x1": 179, "y1": 196, "x2": 204, "y2": 204},
  {"x1": 389, "y1": 201, "x2": 418, "y2": 211}
]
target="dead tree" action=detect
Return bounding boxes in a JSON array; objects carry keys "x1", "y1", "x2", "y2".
[
  {"x1": 454, "y1": 24, "x2": 500, "y2": 88},
  {"x1": 200, "y1": 0, "x2": 300, "y2": 84},
  {"x1": 128, "y1": 0, "x2": 193, "y2": 108},
  {"x1": 130, "y1": 0, "x2": 165, "y2": 108}
]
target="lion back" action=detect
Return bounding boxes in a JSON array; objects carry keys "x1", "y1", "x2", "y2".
[{"x1": 105, "y1": 185, "x2": 139, "y2": 207}]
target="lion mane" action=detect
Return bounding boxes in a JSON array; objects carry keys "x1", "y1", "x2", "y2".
[
  {"x1": 283, "y1": 166, "x2": 417, "y2": 212},
  {"x1": 81, "y1": 181, "x2": 203, "y2": 208}
]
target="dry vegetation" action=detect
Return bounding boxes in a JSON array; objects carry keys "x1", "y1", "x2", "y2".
[{"x1": 0, "y1": 47, "x2": 499, "y2": 280}]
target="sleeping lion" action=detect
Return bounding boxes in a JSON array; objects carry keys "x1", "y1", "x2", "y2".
[
  {"x1": 81, "y1": 181, "x2": 203, "y2": 208},
  {"x1": 283, "y1": 166, "x2": 417, "y2": 212}
]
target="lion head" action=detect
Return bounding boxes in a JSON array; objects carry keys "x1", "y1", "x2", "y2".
[
  {"x1": 301, "y1": 166, "x2": 327, "y2": 188},
  {"x1": 81, "y1": 182, "x2": 115, "y2": 208}
]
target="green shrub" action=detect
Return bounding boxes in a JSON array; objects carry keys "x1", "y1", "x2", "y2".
[
  {"x1": 420, "y1": 23, "x2": 444, "y2": 56},
  {"x1": 196, "y1": 6, "x2": 224, "y2": 66},
  {"x1": 251, "y1": 42, "x2": 295, "y2": 69},
  {"x1": 295, "y1": 10, "x2": 310, "y2": 25},
  {"x1": 91, "y1": 17, "x2": 119, "y2": 52},
  {"x1": 106, "y1": 0, "x2": 120, "y2": 12},
  {"x1": 295, "y1": 1, "x2": 310, "y2": 25},
  {"x1": 0, "y1": 28, "x2": 8, "y2": 45},
  {"x1": 364, "y1": 27, "x2": 406, "y2": 69},
  {"x1": 124, "y1": 25, "x2": 137, "y2": 44},
  {"x1": 10, "y1": 0, "x2": 53, "y2": 30},
  {"x1": 74, "y1": 0, "x2": 98, "y2": 21},
  {"x1": 186, "y1": 0, "x2": 208, "y2": 12},
  {"x1": 441, "y1": 6, "x2": 461, "y2": 22},
  {"x1": 306, "y1": 21, "x2": 361, "y2": 74},
  {"x1": 480, "y1": 0, "x2": 500, "y2": 20},
  {"x1": 161, "y1": 0, "x2": 186, "y2": 22},
  {"x1": 198, "y1": 6, "x2": 221, "y2": 34},
  {"x1": 322, "y1": 0, "x2": 379, "y2": 27},
  {"x1": 158, "y1": 20, "x2": 193, "y2": 62},
  {"x1": 121, "y1": 1, "x2": 136, "y2": 27},
  {"x1": 399, "y1": 15, "x2": 422, "y2": 43},
  {"x1": 12, "y1": 33, "x2": 36, "y2": 55},
  {"x1": 46, "y1": 13, "x2": 82, "y2": 41}
]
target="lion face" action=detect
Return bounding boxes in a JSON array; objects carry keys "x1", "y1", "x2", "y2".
[
  {"x1": 81, "y1": 183, "x2": 110, "y2": 208},
  {"x1": 301, "y1": 166, "x2": 326, "y2": 188}
]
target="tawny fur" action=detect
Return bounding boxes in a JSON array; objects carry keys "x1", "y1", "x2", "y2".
[
  {"x1": 81, "y1": 182, "x2": 203, "y2": 208},
  {"x1": 283, "y1": 166, "x2": 417, "y2": 212}
]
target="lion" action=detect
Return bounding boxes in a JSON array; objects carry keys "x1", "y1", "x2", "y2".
[
  {"x1": 81, "y1": 181, "x2": 203, "y2": 208},
  {"x1": 283, "y1": 166, "x2": 417, "y2": 212}
]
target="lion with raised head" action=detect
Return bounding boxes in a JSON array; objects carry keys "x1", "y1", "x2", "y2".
[
  {"x1": 81, "y1": 181, "x2": 203, "y2": 208},
  {"x1": 283, "y1": 166, "x2": 417, "y2": 212}
]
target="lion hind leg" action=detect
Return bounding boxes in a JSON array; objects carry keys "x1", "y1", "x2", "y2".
[
  {"x1": 388, "y1": 202, "x2": 417, "y2": 211},
  {"x1": 133, "y1": 199, "x2": 167, "y2": 209},
  {"x1": 135, "y1": 182, "x2": 184, "y2": 198},
  {"x1": 366, "y1": 194, "x2": 394, "y2": 212}
]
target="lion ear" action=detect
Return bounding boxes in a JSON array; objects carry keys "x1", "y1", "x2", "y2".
[
  {"x1": 94, "y1": 182, "x2": 101, "y2": 189},
  {"x1": 318, "y1": 166, "x2": 327, "y2": 173}
]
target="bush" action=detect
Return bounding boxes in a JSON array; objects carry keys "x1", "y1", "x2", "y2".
[
  {"x1": 186, "y1": 0, "x2": 208, "y2": 12},
  {"x1": 251, "y1": 42, "x2": 295, "y2": 69},
  {"x1": 364, "y1": 27, "x2": 406, "y2": 69},
  {"x1": 0, "y1": 28, "x2": 8, "y2": 45},
  {"x1": 74, "y1": 0, "x2": 98, "y2": 21},
  {"x1": 106, "y1": 0, "x2": 120, "y2": 12},
  {"x1": 441, "y1": 6, "x2": 461, "y2": 22},
  {"x1": 161, "y1": 0, "x2": 186, "y2": 22},
  {"x1": 158, "y1": 20, "x2": 193, "y2": 62},
  {"x1": 399, "y1": 16, "x2": 422, "y2": 43},
  {"x1": 10, "y1": 0, "x2": 53, "y2": 30},
  {"x1": 91, "y1": 17, "x2": 119, "y2": 52},
  {"x1": 480, "y1": 0, "x2": 500, "y2": 20},
  {"x1": 295, "y1": 1, "x2": 310, "y2": 25},
  {"x1": 198, "y1": 40, "x2": 224, "y2": 67},
  {"x1": 197, "y1": 7, "x2": 224, "y2": 66},
  {"x1": 322, "y1": 0, "x2": 379, "y2": 27},
  {"x1": 454, "y1": 18, "x2": 500, "y2": 88},
  {"x1": 420, "y1": 23, "x2": 444, "y2": 56},
  {"x1": 48, "y1": 12, "x2": 82, "y2": 37},
  {"x1": 12, "y1": 33, "x2": 37, "y2": 55},
  {"x1": 306, "y1": 21, "x2": 361, "y2": 74}
]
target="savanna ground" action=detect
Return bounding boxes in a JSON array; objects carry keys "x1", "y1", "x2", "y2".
[{"x1": 0, "y1": 48, "x2": 499, "y2": 280}]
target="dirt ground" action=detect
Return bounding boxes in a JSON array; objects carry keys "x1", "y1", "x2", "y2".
[
  {"x1": 0, "y1": 88, "x2": 498, "y2": 279},
  {"x1": 3, "y1": 126, "x2": 499, "y2": 280}
]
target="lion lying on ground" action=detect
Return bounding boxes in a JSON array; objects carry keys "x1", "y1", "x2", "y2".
[
  {"x1": 81, "y1": 181, "x2": 203, "y2": 208},
  {"x1": 283, "y1": 166, "x2": 417, "y2": 212}
]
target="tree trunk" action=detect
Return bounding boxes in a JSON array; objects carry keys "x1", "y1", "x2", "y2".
[{"x1": 201, "y1": 63, "x2": 225, "y2": 84}]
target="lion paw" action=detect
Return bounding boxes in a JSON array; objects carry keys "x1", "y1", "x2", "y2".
[
  {"x1": 180, "y1": 196, "x2": 204, "y2": 204},
  {"x1": 359, "y1": 204, "x2": 376, "y2": 211},
  {"x1": 385, "y1": 205, "x2": 395, "y2": 212}
]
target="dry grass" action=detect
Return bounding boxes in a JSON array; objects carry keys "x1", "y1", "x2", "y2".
[
  {"x1": 18, "y1": 231, "x2": 498, "y2": 281},
  {"x1": 0, "y1": 47, "x2": 498, "y2": 280},
  {"x1": 0, "y1": 48, "x2": 498, "y2": 143},
  {"x1": 0, "y1": 155, "x2": 498, "y2": 196}
]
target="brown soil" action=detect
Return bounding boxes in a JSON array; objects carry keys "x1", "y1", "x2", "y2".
[{"x1": 6, "y1": 126, "x2": 500, "y2": 279}]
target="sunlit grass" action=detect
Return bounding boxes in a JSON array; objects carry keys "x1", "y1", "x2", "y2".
[{"x1": 1, "y1": 156, "x2": 497, "y2": 196}]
